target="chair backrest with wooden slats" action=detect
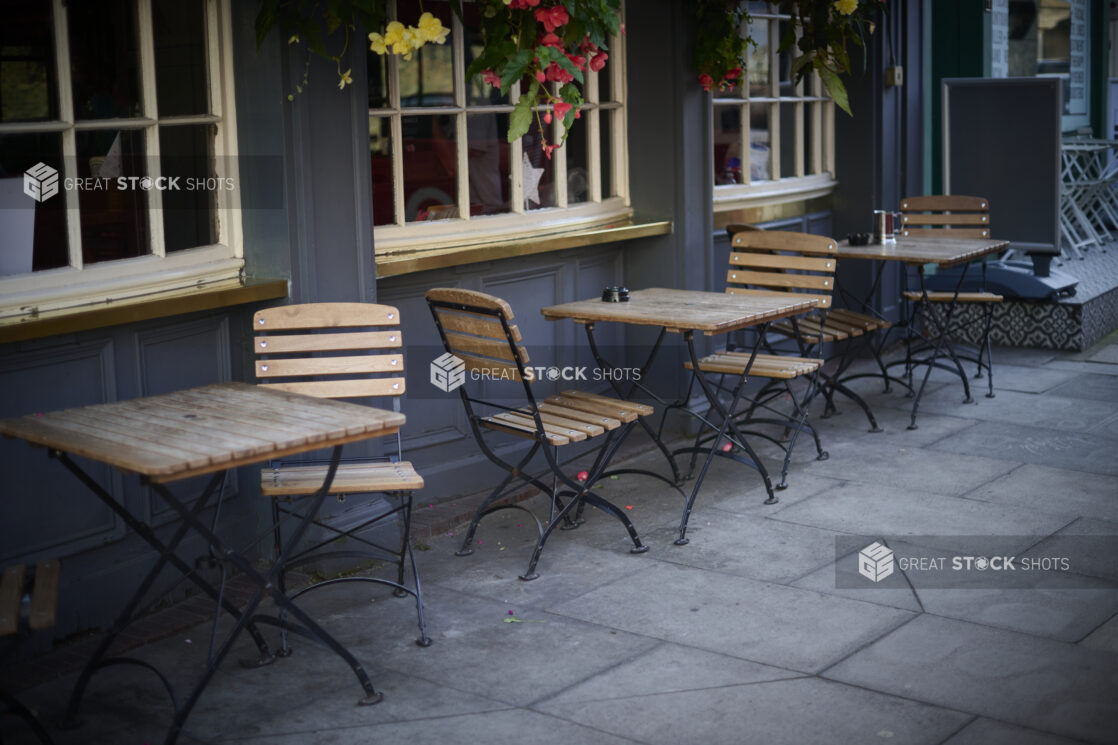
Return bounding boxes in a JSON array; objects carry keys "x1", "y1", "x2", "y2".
[
  {"x1": 726, "y1": 230, "x2": 838, "y2": 309},
  {"x1": 425, "y1": 288, "x2": 531, "y2": 383},
  {"x1": 253, "y1": 303, "x2": 406, "y2": 399},
  {"x1": 900, "y1": 195, "x2": 990, "y2": 238}
]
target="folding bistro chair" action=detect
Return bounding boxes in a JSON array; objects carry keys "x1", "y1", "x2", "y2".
[
  {"x1": 899, "y1": 195, "x2": 1002, "y2": 398},
  {"x1": 683, "y1": 230, "x2": 836, "y2": 491},
  {"x1": 727, "y1": 224, "x2": 893, "y2": 431},
  {"x1": 426, "y1": 288, "x2": 654, "y2": 581},
  {"x1": 254, "y1": 303, "x2": 430, "y2": 648}
]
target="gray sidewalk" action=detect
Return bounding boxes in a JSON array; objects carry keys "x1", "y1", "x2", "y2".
[{"x1": 5, "y1": 335, "x2": 1118, "y2": 745}]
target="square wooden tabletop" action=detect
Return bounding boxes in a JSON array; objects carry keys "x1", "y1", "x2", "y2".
[
  {"x1": 837, "y1": 236, "x2": 1010, "y2": 267},
  {"x1": 0, "y1": 382, "x2": 405, "y2": 482},
  {"x1": 541, "y1": 288, "x2": 817, "y2": 335}
]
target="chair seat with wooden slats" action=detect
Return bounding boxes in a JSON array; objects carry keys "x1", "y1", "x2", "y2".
[
  {"x1": 480, "y1": 390, "x2": 653, "y2": 446},
  {"x1": 261, "y1": 461, "x2": 424, "y2": 497},
  {"x1": 826, "y1": 307, "x2": 892, "y2": 332},
  {"x1": 685, "y1": 352, "x2": 824, "y2": 379},
  {"x1": 426, "y1": 287, "x2": 659, "y2": 580},
  {"x1": 253, "y1": 301, "x2": 430, "y2": 648},
  {"x1": 902, "y1": 291, "x2": 1003, "y2": 303}
]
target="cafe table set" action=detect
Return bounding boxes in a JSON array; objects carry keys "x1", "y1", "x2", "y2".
[{"x1": 0, "y1": 230, "x2": 1004, "y2": 744}]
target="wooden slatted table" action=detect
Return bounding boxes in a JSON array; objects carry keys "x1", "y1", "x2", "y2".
[
  {"x1": 0, "y1": 382, "x2": 406, "y2": 745},
  {"x1": 542, "y1": 288, "x2": 817, "y2": 544},
  {"x1": 835, "y1": 237, "x2": 1010, "y2": 429}
]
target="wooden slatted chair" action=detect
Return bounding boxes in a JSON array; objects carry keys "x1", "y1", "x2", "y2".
[
  {"x1": 727, "y1": 225, "x2": 893, "y2": 431},
  {"x1": 426, "y1": 288, "x2": 657, "y2": 581},
  {"x1": 1, "y1": 559, "x2": 60, "y2": 744},
  {"x1": 254, "y1": 302, "x2": 430, "y2": 648},
  {"x1": 684, "y1": 230, "x2": 834, "y2": 492},
  {"x1": 900, "y1": 195, "x2": 1002, "y2": 398}
]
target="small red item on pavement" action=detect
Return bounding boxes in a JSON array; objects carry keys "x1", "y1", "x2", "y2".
[{"x1": 576, "y1": 470, "x2": 589, "y2": 482}]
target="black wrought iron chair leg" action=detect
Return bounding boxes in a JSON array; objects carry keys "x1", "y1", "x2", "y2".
[
  {"x1": 984, "y1": 306, "x2": 996, "y2": 397},
  {"x1": 393, "y1": 492, "x2": 412, "y2": 593}
]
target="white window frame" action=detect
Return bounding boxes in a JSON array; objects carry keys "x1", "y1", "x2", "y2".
[
  {"x1": 371, "y1": 0, "x2": 630, "y2": 256},
  {"x1": 712, "y1": 4, "x2": 836, "y2": 213},
  {"x1": 0, "y1": 0, "x2": 243, "y2": 321}
]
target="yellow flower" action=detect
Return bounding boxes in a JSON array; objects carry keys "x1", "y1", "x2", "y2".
[
  {"x1": 338, "y1": 68, "x2": 353, "y2": 90},
  {"x1": 383, "y1": 21, "x2": 406, "y2": 46},
  {"x1": 287, "y1": 34, "x2": 299, "y2": 45},
  {"x1": 368, "y1": 32, "x2": 387, "y2": 55},
  {"x1": 418, "y1": 12, "x2": 449, "y2": 44},
  {"x1": 834, "y1": 0, "x2": 858, "y2": 15}
]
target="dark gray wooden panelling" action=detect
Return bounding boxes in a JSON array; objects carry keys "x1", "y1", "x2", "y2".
[{"x1": 0, "y1": 340, "x2": 120, "y2": 563}]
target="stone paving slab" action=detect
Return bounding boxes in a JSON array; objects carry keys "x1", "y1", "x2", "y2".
[
  {"x1": 892, "y1": 385, "x2": 1118, "y2": 433},
  {"x1": 823, "y1": 614, "x2": 1118, "y2": 744},
  {"x1": 1024, "y1": 517, "x2": 1118, "y2": 583},
  {"x1": 929, "y1": 421, "x2": 1118, "y2": 476},
  {"x1": 768, "y1": 482, "x2": 1069, "y2": 551},
  {"x1": 548, "y1": 561, "x2": 915, "y2": 673},
  {"x1": 625, "y1": 508, "x2": 846, "y2": 585},
  {"x1": 941, "y1": 718, "x2": 1086, "y2": 745},
  {"x1": 1079, "y1": 615, "x2": 1118, "y2": 653},
  {"x1": 1046, "y1": 359, "x2": 1118, "y2": 376},
  {"x1": 536, "y1": 676, "x2": 970, "y2": 745},
  {"x1": 215, "y1": 708, "x2": 638, "y2": 745},
  {"x1": 1043, "y1": 372, "x2": 1118, "y2": 402},
  {"x1": 345, "y1": 585, "x2": 661, "y2": 709},
  {"x1": 796, "y1": 438, "x2": 1019, "y2": 496},
  {"x1": 542, "y1": 641, "x2": 804, "y2": 706},
  {"x1": 961, "y1": 464, "x2": 1118, "y2": 523},
  {"x1": 976, "y1": 362, "x2": 1079, "y2": 393}
]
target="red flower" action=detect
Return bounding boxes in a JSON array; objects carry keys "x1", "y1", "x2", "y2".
[
  {"x1": 724, "y1": 66, "x2": 742, "y2": 80},
  {"x1": 553, "y1": 100, "x2": 572, "y2": 121},
  {"x1": 589, "y1": 51, "x2": 608, "y2": 72},
  {"x1": 545, "y1": 61, "x2": 574, "y2": 83},
  {"x1": 536, "y1": 69, "x2": 547, "y2": 83},
  {"x1": 482, "y1": 69, "x2": 501, "y2": 88},
  {"x1": 566, "y1": 53, "x2": 587, "y2": 71},
  {"x1": 534, "y1": 6, "x2": 569, "y2": 33},
  {"x1": 699, "y1": 73, "x2": 714, "y2": 92},
  {"x1": 539, "y1": 32, "x2": 563, "y2": 48},
  {"x1": 544, "y1": 111, "x2": 553, "y2": 124}
]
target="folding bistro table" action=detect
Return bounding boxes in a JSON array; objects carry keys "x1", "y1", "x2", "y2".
[
  {"x1": 0, "y1": 382, "x2": 407, "y2": 745},
  {"x1": 836, "y1": 236, "x2": 1009, "y2": 428},
  {"x1": 542, "y1": 288, "x2": 816, "y2": 544}
]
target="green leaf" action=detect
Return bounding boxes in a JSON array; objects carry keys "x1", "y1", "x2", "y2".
[
  {"x1": 508, "y1": 95, "x2": 534, "y2": 143},
  {"x1": 819, "y1": 68, "x2": 851, "y2": 116},
  {"x1": 790, "y1": 51, "x2": 815, "y2": 80}
]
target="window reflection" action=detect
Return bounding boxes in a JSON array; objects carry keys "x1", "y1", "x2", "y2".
[
  {"x1": 69, "y1": 0, "x2": 141, "y2": 120},
  {"x1": 0, "y1": 133, "x2": 67, "y2": 274},
  {"x1": 76, "y1": 129, "x2": 149, "y2": 265},
  {"x1": 370, "y1": 117, "x2": 394, "y2": 225},
  {"x1": 402, "y1": 114, "x2": 457, "y2": 221},
  {"x1": 467, "y1": 113, "x2": 509, "y2": 215},
  {"x1": 0, "y1": 0, "x2": 58, "y2": 123}
]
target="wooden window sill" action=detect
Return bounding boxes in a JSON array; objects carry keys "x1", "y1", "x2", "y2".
[
  {"x1": 374, "y1": 220, "x2": 674, "y2": 278},
  {"x1": 0, "y1": 278, "x2": 289, "y2": 345}
]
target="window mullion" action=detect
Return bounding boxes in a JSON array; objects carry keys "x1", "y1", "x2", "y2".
[
  {"x1": 453, "y1": 11, "x2": 468, "y2": 221},
  {"x1": 554, "y1": 92, "x2": 567, "y2": 208},
  {"x1": 137, "y1": 0, "x2": 166, "y2": 258},
  {"x1": 586, "y1": 71, "x2": 600, "y2": 203},
  {"x1": 510, "y1": 82, "x2": 524, "y2": 213},
  {"x1": 52, "y1": 0, "x2": 82, "y2": 269},
  {"x1": 768, "y1": 22, "x2": 779, "y2": 181},
  {"x1": 742, "y1": 102, "x2": 751, "y2": 186},
  {"x1": 810, "y1": 74, "x2": 823, "y2": 175},
  {"x1": 612, "y1": 27, "x2": 628, "y2": 203},
  {"x1": 205, "y1": 0, "x2": 223, "y2": 119}
]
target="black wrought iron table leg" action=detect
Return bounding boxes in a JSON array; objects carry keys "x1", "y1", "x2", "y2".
[
  {"x1": 907, "y1": 264, "x2": 971, "y2": 429},
  {"x1": 53, "y1": 458, "x2": 273, "y2": 729},
  {"x1": 675, "y1": 328, "x2": 776, "y2": 545},
  {"x1": 584, "y1": 323, "x2": 682, "y2": 485}
]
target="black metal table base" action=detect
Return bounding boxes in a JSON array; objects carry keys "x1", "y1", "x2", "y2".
[{"x1": 53, "y1": 445, "x2": 389, "y2": 745}]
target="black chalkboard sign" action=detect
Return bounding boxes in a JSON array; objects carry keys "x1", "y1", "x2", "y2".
[{"x1": 943, "y1": 77, "x2": 1062, "y2": 256}]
